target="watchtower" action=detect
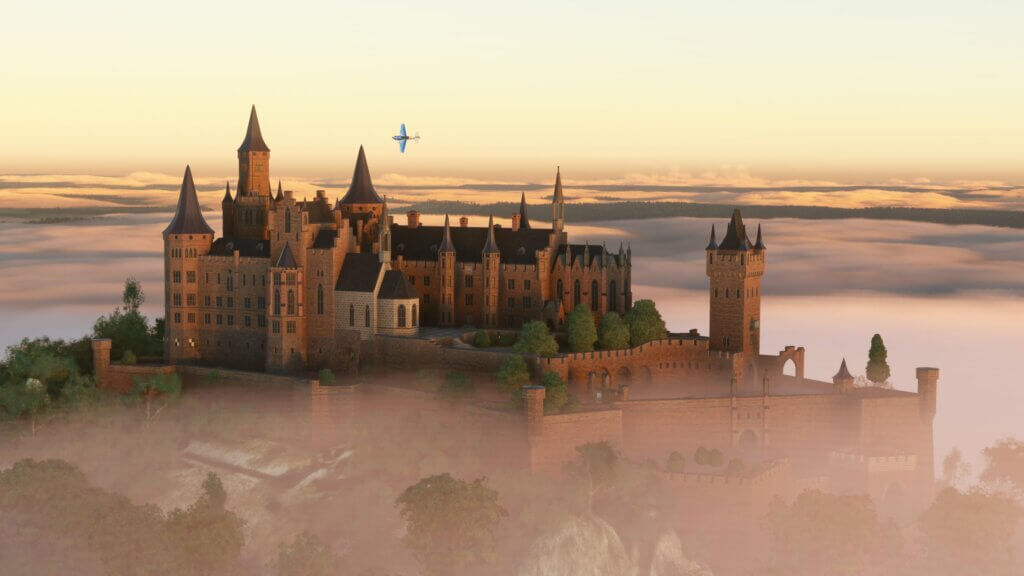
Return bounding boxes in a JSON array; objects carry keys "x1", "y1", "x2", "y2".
[{"x1": 706, "y1": 210, "x2": 765, "y2": 354}]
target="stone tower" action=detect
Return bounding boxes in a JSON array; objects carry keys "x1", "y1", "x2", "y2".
[
  {"x1": 706, "y1": 210, "x2": 765, "y2": 354},
  {"x1": 234, "y1": 106, "x2": 272, "y2": 241},
  {"x1": 337, "y1": 146, "x2": 385, "y2": 251},
  {"x1": 163, "y1": 165, "x2": 214, "y2": 363},
  {"x1": 267, "y1": 243, "x2": 305, "y2": 373},
  {"x1": 221, "y1": 181, "x2": 235, "y2": 238},
  {"x1": 438, "y1": 214, "x2": 457, "y2": 326},
  {"x1": 482, "y1": 214, "x2": 501, "y2": 328}
]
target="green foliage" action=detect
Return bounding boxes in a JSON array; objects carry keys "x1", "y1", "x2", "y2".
[
  {"x1": 866, "y1": 333, "x2": 891, "y2": 385},
  {"x1": 513, "y1": 321, "x2": 559, "y2": 357},
  {"x1": 496, "y1": 355, "x2": 531, "y2": 398},
  {"x1": 395, "y1": 473, "x2": 507, "y2": 576},
  {"x1": 726, "y1": 458, "x2": 746, "y2": 476},
  {"x1": 541, "y1": 371, "x2": 568, "y2": 414},
  {"x1": 565, "y1": 306, "x2": 597, "y2": 353},
  {"x1": 624, "y1": 299, "x2": 668, "y2": 346},
  {"x1": 695, "y1": 446, "x2": 709, "y2": 466},
  {"x1": 472, "y1": 330, "x2": 491, "y2": 348},
  {"x1": 0, "y1": 378, "x2": 49, "y2": 432},
  {"x1": 980, "y1": 437, "x2": 1024, "y2": 492},
  {"x1": 131, "y1": 373, "x2": 182, "y2": 421},
  {"x1": 574, "y1": 441, "x2": 619, "y2": 489},
  {"x1": 166, "y1": 472, "x2": 246, "y2": 576},
  {"x1": 598, "y1": 311, "x2": 631, "y2": 350},
  {"x1": 94, "y1": 308, "x2": 158, "y2": 360},
  {"x1": 122, "y1": 276, "x2": 145, "y2": 314},
  {"x1": 494, "y1": 332, "x2": 517, "y2": 347},
  {"x1": 318, "y1": 368, "x2": 336, "y2": 386},
  {"x1": 274, "y1": 531, "x2": 340, "y2": 576},
  {"x1": 666, "y1": 451, "x2": 685, "y2": 474},
  {"x1": 438, "y1": 371, "x2": 474, "y2": 399},
  {"x1": 708, "y1": 448, "x2": 724, "y2": 467},
  {"x1": 919, "y1": 487, "x2": 1022, "y2": 576},
  {"x1": 121, "y1": 349, "x2": 137, "y2": 365},
  {"x1": 765, "y1": 489, "x2": 902, "y2": 576}
]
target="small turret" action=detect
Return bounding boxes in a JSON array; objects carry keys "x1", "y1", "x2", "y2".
[
  {"x1": 706, "y1": 224, "x2": 718, "y2": 250},
  {"x1": 833, "y1": 358, "x2": 855, "y2": 394},
  {"x1": 753, "y1": 224, "x2": 766, "y2": 251},
  {"x1": 222, "y1": 181, "x2": 233, "y2": 204},
  {"x1": 439, "y1": 214, "x2": 456, "y2": 254},
  {"x1": 483, "y1": 214, "x2": 500, "y2": 255},
  {"x1": 221, "y1": 181, "x2": 235, "y2": 237},
  {"x1": 164, "y1": 166, "x2": 213, "y2": 237},
  {"x1": 237, "y1": 106, "x2": 271, "y2": 197},
  {"x1": 275, "y1": 180, "x2": 284, "y2": 202},
  {"x1": 518, "y1": 191, "x2": 531, "y2": 229},
  {"x1": 551, "y1": 167, "x2": 565, "y2": 234}
]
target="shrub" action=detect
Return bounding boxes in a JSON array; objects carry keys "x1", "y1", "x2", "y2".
[
  {"x1": 317, "y1": 368, "x2": 335, "y2": 386},
  {"x1": 667, "y1": 451, "x2": 685, "y2": 474},
  {"x1": 541, "y1": 372, "x2": 568, "y2": 414},
  {"x1": 565, "y1": 306, "x2": 597, "y2": 353},
  {"x1": 472, "y1": 330, "x2": 491, "y2": 348},
  {"x1": 709, "y1": 448, "x2": 724, "y2": 467},
  {"x1": 726, "y1": 458, "x2": 746, "y2": 477},
  {"x1": 439, "y1": 371, "x2": 474, "y2": 399},
  {"x1": 598, "y1": 312, "x2": 631, "y2": 350},
  {"x1": 624, "y1": 299, "x2": 668, "y2": 346},
  {"x1": 513, "y1": 321, "x2": 559, "y2": 357},
  {"x1": 496, "y1": 356, "x2": 530, "y2": 397},
  {"x1": 121, "y1": 350, "x2": 137, "y2": 365},
  {"x1": 695, "y1": 446, "x2": 709, "y2": 466}
]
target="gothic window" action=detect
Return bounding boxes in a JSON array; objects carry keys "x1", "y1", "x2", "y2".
[
  {"x1": 365, "y1": 305, "x2": 371, "y2": 327},
  {"x1": 274, "y1": 289, "x2": 281, "y2": 314},
  {"x1": 557, "y1": 279, "x2": 564, "y2": 301},
  {"x1": 609, "y1": 280, "x2": 617, "y2": 311},
  {"x1": 412, "y1": 305, "x2": 417, "y2": 326},
  {"x1": 287, "y1": 290, "x2": 296, "y2": 315},
  {"x1": 398, "y1": 305, "x2": 407, "y2": 328},
  {"x1": 349, "y1": 304, "x2": 355, "y2": 326},
  {"x1": 574, "y1": 280, "x2": 581, "y2": 306},
  {"x1": 591, "y1": 280, "x2": 599, "y2": 311},
  {"x1": 227, "y1": 272, "x2": 233, "y2": 292},
  {"x1": 317, "y1": 285, "x2": 324, "y2": 315},
  {"x1": 285, "y1": 208, "x2": 292, "y2": 233},
  {"x1": 465, "y1": 275, "x2": 473, "y2": 288}
]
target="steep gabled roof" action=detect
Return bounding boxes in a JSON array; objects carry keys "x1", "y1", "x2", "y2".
[
  {"x1": 339, "y1": 146, "x2": 384, "y2": 205},
  {"x1": 164, "y1": 165, "x2": 214, "y2": 237},
  {"x1": 336, "y1": 252, "x2": 382, "y2": 292},
  {"x1": 379, "y1": 270, "x2": 417, "y2": 300},
  {"x1": 482, "y1": 215, "x2": 500, "y2": 255},
  {"x1": 238, "y1": 105, "x2": 270, "y2": 153},
  {"x1": 519, "y1": 191, "x2": 531, "y2": 229},
  {"x1": 275, "y1": 242, "x2": 299, "y2": 268},
  {"x1": 717, "y1": 209, "x2": 752, "y2": 251},
  {"x1": 390, "y1": 224, "x2": 550, "y2": 264}
]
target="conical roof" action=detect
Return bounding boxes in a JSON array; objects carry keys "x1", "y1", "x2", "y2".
[
  {"x1": 754, "y1": 224, "x2": 766, "y2": 250},
  {"x1": 339, "y1": 146, "x2": 384, "y2": 205},
  {"x1": 706, "y1": 224, "x2": 717, "y2": 250},
  {"x1": 439, "y1": 214, "x2": 456, "y2": 253},
  {"x1": 717, "y1": 209, "x2": 752, "y2": 251},
  {"x1": 275, "y1": 180, "x2": 284, "y2": 202},
  {"x1": 164, "y1": 165, "x2": 213, "y2": 237},
  {"x1": 222, "y1": 181, "x2": 233, "y2": 203},
  {"x1": 553, "y1": 166, "x2": 564, "y2": 203},
  {"x1": 482, "y1": 214, "x2": 500, "y2": 254},
  {"x1": 834, "y1": 358, "x2": 854, "y2": 381},
  {"x1": 519, "y1": 191, "x2": 531, "y2": 229},
  {"x1": 238, "y1": 105, "x2": 269, "y2": 153},
  {"x1": 276, "y1": 242, "x2": 298, "y2": 268}
]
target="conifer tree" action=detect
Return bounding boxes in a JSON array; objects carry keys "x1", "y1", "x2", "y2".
[{"x1": 866, "y1": 334, "x2": 891, "y2": 385}]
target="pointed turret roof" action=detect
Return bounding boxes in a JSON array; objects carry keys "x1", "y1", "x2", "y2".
[
  {"x1": 754, "y1": 224, "x2": 766, "y2": 250},
  {"x1": 238, "y1": 105, "x2": 270, "y2": 153},
  {"x1": 717, "y1": 209, "x2": 752, "y2": 251},
  {"x1": 275, "y1": 180, "x2": 284, "y2": 202},
  {"x1": 164, "y1": 166, "x2": 213, "y2": 237},
  {"x1": 276, "y1": 242, "x2": 298, "y2": 268},
  {"x1": 439, "y1": 214, "x2": 456, "y2": 253},
  {"x1": 518, "y1": 191, "x2": 531, "y2": 229},
  {"x1": 706, "y1": 224, "x2": 718, "y2": 250},
  {"x1": 553, "y1": 166, "x2": 564, "y2": 203},
  {"x1": 482, "y1": 215, "x2": 500, "y2": 254},
  {"x1": 222, "y1": 181, "x2": 233, "y2": 203},
  {"x1": 339, "y1": 146, "x2": 384, "y2": 205},
  {"x1": 834, "y1": 358, "x2": 854, "y2": 381}
]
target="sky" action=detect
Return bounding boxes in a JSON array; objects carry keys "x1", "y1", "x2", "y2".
[{"x1": 2, "y1": 0, "x2": 1023, "y2": 182}]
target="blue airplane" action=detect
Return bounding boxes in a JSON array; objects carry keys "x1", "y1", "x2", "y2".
[{"x1": 392, "y1": 123, "x2": 420, "y2": 153}]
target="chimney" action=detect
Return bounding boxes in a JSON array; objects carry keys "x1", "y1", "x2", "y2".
[
  {"x1": 407, "y1": 211, "x2": 420, "y2": 228},
  {"x1": 388, "y1": 215, "x2": 394, "y2": 226},
  {"x1": 91, "y1": 338, "x2": 112, "y2": 390},
  {"x1": 916, "y1": 367, "x2": 939, "y2": 422},
  {"x1": 460, "y1": 216, "x2": 469, "y2": 228},
  {"x1": 511, "y1": 213, "x2": 522, "y2": 232},
  {"x1": 316, "y1": 189, "x2": 326, "y2": 199}
]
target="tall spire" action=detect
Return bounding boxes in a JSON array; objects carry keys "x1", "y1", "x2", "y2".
[
  {"x1": 275, "y1": 180, "x2": 283, "y2": 202},
  {"x1": 706, "y1": 224, "x2": 717, "y2": 250},
  {"x1": 553, "y1": 166, "x2": 564, "y2": 203},
  {"x1": 754, "y1": 224, "x2": 766, "y2": 250},
  {"x1": 164, "y1": 165, "x2": 213, "y2": 237},
  {"x1": 718, "y1": 209, "x2": 751, "y2": 251},
  {"x1": 518, "y1": 191, "x2": 531, "y2": 229},
  {"x1": 379, "y1": 196, "x2": 392, "y2": 263},
  {"x1": 439, "y1": 214, "x2": 456, "y2": 253},
  {"x1": 483, "y1": 214, "x2": 500, "y2": 254},
  {"x1": 238, "y1": 105, "x2": 269, "y2": 153},
  {"x1": 551, "y1": 166, "x2": 565, "y2": 232},
  {"x1": 339, "y1": 145, "x2": 384, "y2": 205},
  {"x1": 834, "y1": 358, "x2": 854, "y2": 381},
  {"x1": 222, "y1": 181, "x2": 233, "y2": 204}
]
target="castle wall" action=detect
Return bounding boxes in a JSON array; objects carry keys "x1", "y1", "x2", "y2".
[
  {"x1": 195, "y1": 255, "x2": 269, "y2": 369},
  {"x1": 528, "y1": 409, "x2": 623, "y2": 475}
]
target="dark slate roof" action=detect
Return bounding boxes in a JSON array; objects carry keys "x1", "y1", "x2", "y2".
[
  {"x1": 339, "y1": 146, "x2": 384, "y2": 205},
  {"x1": 238, "y1": 105, "x2": 270, "y2": 153},
  {"x1": 717, "y1": 209, "x2": 752, "y2": 251},
  {"x1": 379, "y1": 269, "x2": 416, "y2": 300},
  {"x1": 834, "y1": 358, "x2": 854, "y2": 381},
  {"x1": 553, "y1": 167, "x2": 564, "y2": 203},
  {"x1": 209, "y1": 238, "x2": 270, "y2": 258},
  {"x1": 276, "y1": 243, "x2": 299, "y2": 268},
  {"x1": 439, "y1": 215, "x2": 456, "y2": 253},
  {"x1": 555, "y1": 243, "x2": 623, "y2": 269},
  {"x1": 390, "y1": 223, "x2": 551, "y2": 264},
  {"x1": 753, "y1": 224, "x2": 766, "y2": 250},
  {"x1": 313, "y1": 229, "x2": 336, "y2": 249},
  {"x1": 483, "y1": 215, "x2": 500, "y2": 254},
  {"x1": 519, "y1": 191, "x2": 531, "y2": 229},
  {"x1": 705, "y1": 224, "x2": 717, "y2": 250},
  {"x1": 275, "y1": 181, "x2": 284, "y2": 202},
  {"x1": 164, "y1": 166, "x2": 214, "y2": 237},
  {"x1": 222, "y1": 181, "x2": 233, "y2": 203},
  {"x1": 336, "y1": 252, "x2": 382, "y2": 292}
]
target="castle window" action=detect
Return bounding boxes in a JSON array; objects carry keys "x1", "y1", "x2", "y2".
[
  {"x1": 244, "y1": 315, "x2": 251, "y2": 328},
  {"x1": 173, "y1": 271, "x2": 181, "y2": 283},
  {"x1": 423, "y1": 276, "x2": 430, "y2": 286},
  {"x1": 242, "y1": 275, "x2": 247, "y2": 286},
  {"x1": 206, "y1": 272, "x2": 210, "y2": 284},
  {"x1": 227, "y1": 315, "x2": 234, "y2": 326},
  {"x1": 408, "y1": 275, "x2": 415, "y2": 285},
  {"x1": 217, "y1": 273, "x2": 221, "y2": 285},
  {"x1": 173, "y1": 312, "x2": 181, "y2": 324},
  {"x1": 398, "y1": 305, "x2": 407, "y2": 328},
  {"x1": 204, "y1": 314, "x2": 211, "y2": 325},
  {"x1": 412, "y1": 304, "x2": 417, "y2": 326},
  {"x1": 286, "y1": 321, "x2": 296, "y2": 334},
  {"x1": 258, "y1": 315, "x2": 266, "y2": 328},
  {"x1": 609, "y1": 280, "x2": 617, "y2": 311},
  {"x1": 258, "y1": 296, "x2": 266, "y2": 309},
  {"x1": 226, "y1": 272, "x2": 233, "y2": 292},
  {"x1": 216, "y1": 314, "x2": 223, "y2": 325},
  {"x1": 523, "y1": 296, "x2": 531, "y2": 309},
  {"x1": 466, "y1": 294, "x2": 474, "y2": 306},
  {"x1": 244, "y1": 297, "x2": 251, "y2": 309},
  {"x1": 365, "y1": 305, "x2": 371, "y2": 327},
  {"x1": 524, "y1": 279, "x2": 531, "y2": 290},
  {"x1": 508, "y1": 298, "x2": 515, "y2": 309},
  {"x1": 508, "y1": 279, "x2": 515, "y2": 290},
  {"x1": 274, "y1": 289, "x2": 281, "y2": 314},
  {"x1": 226, "y1": 297, "x2": 233, "y2": 308},
  {"x1": 714, "y1": 288, "x2": 719, "y2": 298},
  {"x1": 465, "y1": 275, "x2": 473, "y2": 288},
  {"x1": 287, "y1": 290, "x2": 296, "y2": 315},
  {"x1": 349, "y1": 304, "x2": 355, "y2": 326},
  {"x1": 317, "y1": 285, "x2": 324, "y2": 315},
  {"x1": 272, "y1": 321, "x2": 280, "y2": 334},
  {"x1": 187, "y1": 271, "x2": 196, "y2": 283},
  {"x1": 187, "y1": 313, "x2": 195, "y2": 324},
  {"x1": 173, "y1": 293, "x2": 181, "y2": 306},
  {"x1": 591, "y1": 280, "x2": 599, "y2": 311},
  {"x1": 216, "y1": 296, "x2": 223, "y2": 307},
  {"x1": 187, "y1": 294, "x2": 196, "y2": 306},
  {"x1": 285, "y1": 208, "x2": 292, "y2": 233},
  {"x1": 574, "y1": 280, "x2": 581, "y2": 306}
]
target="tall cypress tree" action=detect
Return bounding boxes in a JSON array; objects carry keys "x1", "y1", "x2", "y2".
[{"x1": 866, "y1": 333, "x2": 891, "y2": 385}]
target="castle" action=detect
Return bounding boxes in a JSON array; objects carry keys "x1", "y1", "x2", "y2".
[{"x1": 163, "y1": 107, "x2": 631, "y2": 373}]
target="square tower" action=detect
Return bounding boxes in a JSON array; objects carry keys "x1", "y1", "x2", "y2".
[{"x1": 706, "y1": 210, "x2": 765, "y2": 355}]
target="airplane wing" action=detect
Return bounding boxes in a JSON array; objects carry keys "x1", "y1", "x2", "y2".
[
  {"x1": 400, "y1": 139, "x2": 407, "y2": 154},
  {"x1": 400, "y1": 123, "x2": 407, "y2": 138}
]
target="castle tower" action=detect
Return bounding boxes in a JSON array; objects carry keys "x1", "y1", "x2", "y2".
[
  {"x1": 833, "y1": 358, "x2": 855, "y2": 393},
  {"x1": 221, "y1": 181, "x2": 235, "y2": 238},
  {"x1": 519, "y1": 191, "x2": 531, "y2": 229},
  {"x1": 706, "y1": 210, "x2": 765, "y2": 354},
  {"x1": 438, "y1": 214, "x2": 457, "y2": 326},
  {"x1": 337, "y1": 146, "x2": 385, "y2": 251},
  {"x1": 551, "y1": 167, "x2": 565, "y2": 238},
  {"x1": 482, "y1": 214, "x2": 501, "y2": 328},
  {"x1": 163, "y1": 165, "x2": 214, "y2": 363},
  {"x1": 267, "y1": 243, "x2": 306, "y2": 373},
  {"x1": 237, "y1": 105, "x2": 271, "y2": 197},
  {"x1": 378, "y1": 198, "x2": 391, "y2": 265}
]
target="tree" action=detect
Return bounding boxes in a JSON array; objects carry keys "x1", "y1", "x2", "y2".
[
  {"x1": 666, "y1": 451, "x2": 685, "y2": 475},
  {"x1": 940, "y1": 447, "x2": 971, "y2": 490},
  {"x1": 565, "y1": 306, "x2": 597, "y2": 353},
  {"x1": 726, "y1": 458, "x2": 746, "y2": 477},
  {"x1": 919, "y1": 487, "x2": 1022, "y2": 576},
  {"x1": 395, "y1": 473, "x2": 507, "y2": 576},
  {"x1": 708, "y1": 448, "x2": 723, "y2": 468},
  {"x1": 439, "y1": 371, "x2": 474, "y2": 399},
  {"x1": 318, "y1": 368, "x2": 335, "y2": 385},
  {"x1": 274, "y1": 531, "x2": 340, "y2": 576},
  {"x1": 472, "y1": 330, "x2": 491, "y2": 348},
  {"x1": 570, "y1": 441, "x2": 620, "y2": 513},
  {"x1": 0, "y1": 378, "x2": 49, "y2": 434},
  {"x1": 765, "y1": 490, "x2": 902, "y2": 576},
  {"x1": 695, "y1": 446, "x2": 709, "y2": 466},
  {"x1": 514, "y1": 321, "x2": 559, "y2": 357},
  {"x1": 598, "y1": 312, "x2": 631, "y2": 350},
  {"x1": 166, "y1": 472, "x2": 246, "y2": 576},
  {"x1": 130, "y1": 373, "x2": 182, "y2": 422},
  {"x1": 624, "y1": 299, "x2": 667, "y2": 346},
  {"x1": 94, "y1": 308, "x2": 155, "y2": 359},
  {"x1": 866, "y1": 333, "x2": 891, "y2": 385},
  {"x1": 122, "y1": 276, "x2": 144, "y2": 314},
  {"x1": 541, "y1": 371, "x2": 568, "y2": 414},
  {"x1": 980, "y1": 437, "x2": 1024, "y2": 493},
  {"x1": 496, "y1": 355, "x2": 530, "y2": 398}
]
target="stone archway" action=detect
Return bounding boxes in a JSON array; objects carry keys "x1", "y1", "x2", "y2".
[
  {"x1": 782, "y1": 358, "x2": 797, "y2": 377},
  {"x1": 738, "y1": 429, "x2": 759, "y2": 451},
  {"x1": 616, "y1": 366, "x2": 632, "y2": 387}
]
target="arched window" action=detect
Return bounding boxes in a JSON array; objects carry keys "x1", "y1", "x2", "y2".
[
  {"x1": 412, "y1": 304, "x2": 418, "y2": 326},
  {"x1": 609, "y1": 280, "x2": 617, "y2": 312},
  {"x1": 349, "y1": 304, "x2": 355, "y2": 326},
  {"x1": 287, "y1": 289, "x2": 295, "y2": 314},
  {"x1": 274, "y1": 289, "x2": 281, "y2": 314},
  {"x1": 591, "y1": 280, "x2": 599, "y2": 311},
  {"x1": 226, "y1": 271, "x2": 233, "y2": 292},
  {"x1": 317, "y1": 285, "x2": 324, "y2": 315},
  {"x1": 557, "y1": 279, "x2": 564, "y2": 301},
  {"x1": 285, "y1": 208, "x2": 292, "y2": 233},
  {"x1": 573, "y1": 280, "x2": 581, "y2": 306},
  {"x1": 398, "y1": 305, "x2": 407, "y2": 327},
  {"x1": 365, "y1": 305, "x2": 371, "y2": 327}
]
